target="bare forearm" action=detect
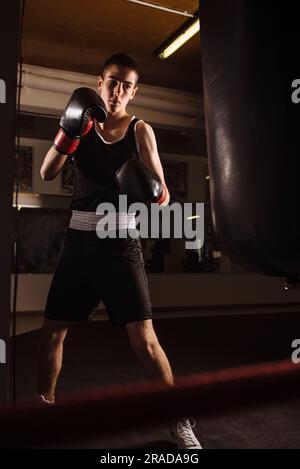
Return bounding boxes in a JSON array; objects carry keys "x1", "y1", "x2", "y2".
[{"x1": 40, "y1": 146, "x2": 68, "y2": 181}]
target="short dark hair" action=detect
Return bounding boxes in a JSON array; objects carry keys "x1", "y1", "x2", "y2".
[{"x1": 100, "y1": 53, "x2": 139, "y2": 84}]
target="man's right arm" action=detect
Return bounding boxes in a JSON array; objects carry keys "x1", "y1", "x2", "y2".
[
  {"x1": 40, "y1": 147, "x2": 68, "y2": 181},
  {"x1": 40, "y1": 87, "x2": 107, "y2": 182}
]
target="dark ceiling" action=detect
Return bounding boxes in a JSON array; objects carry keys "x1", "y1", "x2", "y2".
[{"x1": 22, "y1": 0, "x2": 202, "y2": 93}]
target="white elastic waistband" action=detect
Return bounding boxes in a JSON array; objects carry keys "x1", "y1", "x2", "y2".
[{"x1": 69, "y1": 210, "x2": 136, "y2": 231}]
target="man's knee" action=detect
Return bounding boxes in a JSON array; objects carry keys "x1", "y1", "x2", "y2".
[
  {"x1": 40, "y1": 318, "x2": 68, "y2": 348},
  {"x1": 127, "y1": 321, "x2": 159, "y2": 356},
  {"x1": 130, "y1": 336, "x2": 159, "y2": 358}
]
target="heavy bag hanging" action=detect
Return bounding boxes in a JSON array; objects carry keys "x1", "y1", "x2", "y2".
[{"x1": 200, "y1": 0, "x2": 300, "y2": 280}]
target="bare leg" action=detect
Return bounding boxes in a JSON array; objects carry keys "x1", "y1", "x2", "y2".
[
  {"x1": 127, "y1": 319, "x2": 202, "y2": 448},
  {"x1": 37, "y1": 318, "x2": 69, "y2": 401},
  {"x1": 126, "y1": 319, "x2": 174, "y2": 386}
]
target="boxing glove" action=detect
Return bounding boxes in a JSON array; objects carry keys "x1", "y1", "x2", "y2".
[
  {"x1": 116, "y1": 159, "x2": 163, "y2": 203},
  {"x1": 157, "y1": 184, "x2": 168, "y2": 205},
  {"x1": 53, "y1": 87, "x2": 107, "y2": 155}
]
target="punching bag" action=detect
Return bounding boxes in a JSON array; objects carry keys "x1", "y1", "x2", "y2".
[{"x1": 200, "y1": 0, "x2": 300, "y2": 284}]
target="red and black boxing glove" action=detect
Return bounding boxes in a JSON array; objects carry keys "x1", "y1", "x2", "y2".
[
  {"x1": 157, "y1": 184, "x2": 168, "y2": 205},
  {"x1": 53, "y1": 87, "x2": 107, "y2": 155}
]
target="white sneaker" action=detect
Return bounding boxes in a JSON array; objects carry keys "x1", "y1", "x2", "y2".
[
  {"x1": 36, "y1": 394, "x2": 55, "y2": 406},
  {"x1": 170, "y1": 417, "x2": 202, "y2": 449}
]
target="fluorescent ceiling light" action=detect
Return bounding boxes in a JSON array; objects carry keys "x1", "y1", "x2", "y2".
[{"x1": 158, "y1": 19, "x2": 200, "y2": 60}]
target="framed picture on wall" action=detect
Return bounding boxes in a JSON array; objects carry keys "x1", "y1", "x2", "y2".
[
  {"x1": 14, "y1": 207, "x2": 70, "y2": 273},
  {"x1": 14, "y1": 145, "x2": 33, "y2": 192},
  {"x1": 163, "y1": 160, "x2": 187, "y2": 201}
]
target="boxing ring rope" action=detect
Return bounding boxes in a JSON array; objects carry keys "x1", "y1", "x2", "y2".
[{"x1": 0, "y1": 359, "x2": 299, "y2": 448}]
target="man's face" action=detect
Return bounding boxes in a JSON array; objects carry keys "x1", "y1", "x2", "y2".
[{"x1": 97, "y1": 65, "x2": 138, "y2": 114}]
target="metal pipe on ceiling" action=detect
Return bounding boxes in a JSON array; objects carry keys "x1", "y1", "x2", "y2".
[{"x1": 126, "y1": 0, "x2": 196, "y2": 18}]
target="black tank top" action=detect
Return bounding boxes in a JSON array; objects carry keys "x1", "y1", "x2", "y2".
[{"x1": 70, "y1": 117, "x2": 141, "y2": 211}]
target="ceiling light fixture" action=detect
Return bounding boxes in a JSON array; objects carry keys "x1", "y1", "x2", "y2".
[{"x1": 155, "y1": 13, "x2": 200, "y2": 60}]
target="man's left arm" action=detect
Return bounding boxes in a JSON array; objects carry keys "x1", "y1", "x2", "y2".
[{"x1": 136, "y1": 121, "x2": 170, "y2": 206}]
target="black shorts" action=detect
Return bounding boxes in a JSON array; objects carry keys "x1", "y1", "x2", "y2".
[{"x1": 45, "y1": 228, "x2": 152, "y2": 327}]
